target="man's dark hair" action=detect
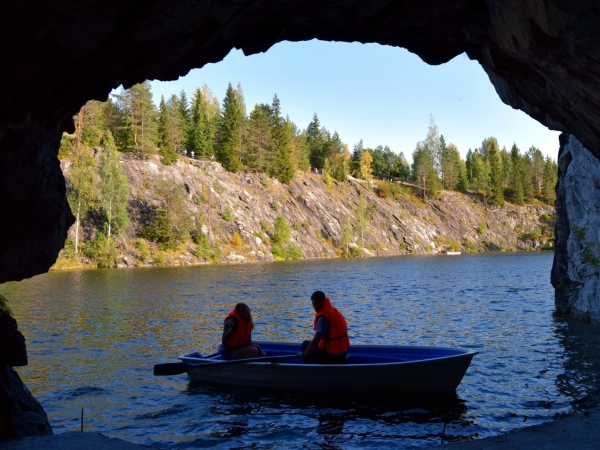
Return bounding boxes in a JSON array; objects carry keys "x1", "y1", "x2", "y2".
[{"x1": 311, "y1": 291, "x2": 326, "y2": 302}]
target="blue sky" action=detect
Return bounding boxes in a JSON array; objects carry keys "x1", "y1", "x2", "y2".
[{"x1": 149, "y1": 39, "x2": 560, "y2": 161}]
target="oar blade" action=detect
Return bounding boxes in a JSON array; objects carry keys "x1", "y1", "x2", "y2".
[{"x1": 153, "y1": 362, "x2": 194, "y2": 376}]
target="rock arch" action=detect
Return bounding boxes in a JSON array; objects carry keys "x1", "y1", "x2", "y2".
[{"x1": 2, "y1": 0, "x2": 600, "y2": 436}]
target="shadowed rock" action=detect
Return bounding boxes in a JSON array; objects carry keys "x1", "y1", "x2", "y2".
[{"x1": 0, "y1": 308, "x2": 53, "y2": 440}]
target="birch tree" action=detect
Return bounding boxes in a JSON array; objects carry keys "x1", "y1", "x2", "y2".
[{"x1": 98, "y1": 131, "x2": 130, "y2": 240}]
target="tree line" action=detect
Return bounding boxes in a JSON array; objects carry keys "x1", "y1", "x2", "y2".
[
  {"x1": 59, "y1": 81, "x2": 557, "y2": 265},
  {"x1": 62, "y1": 80, "x2": 557, "y2": 205}
]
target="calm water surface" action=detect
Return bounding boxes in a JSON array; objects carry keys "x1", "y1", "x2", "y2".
[{"x1": 5, "y1": 252, "x2": 600, "y2": 449}]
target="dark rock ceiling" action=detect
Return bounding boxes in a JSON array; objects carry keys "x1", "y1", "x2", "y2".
[{"x1": 1, "y1": 0, "x2": 600, "y2": 282}]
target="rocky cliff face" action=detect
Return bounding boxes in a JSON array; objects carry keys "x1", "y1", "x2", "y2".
[
  {"x1": 0, "y1": 305, "x2": 53, "y2": 440},
  {"x1": 552, "y1": 135, "x2": 600, "y2": 323},
  {"x1": 78, "y1": 154, "x2": 554, "y2": 268}
]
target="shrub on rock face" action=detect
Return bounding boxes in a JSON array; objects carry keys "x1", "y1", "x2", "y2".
[{"x1": 273, "y1": 216, "x2": 290, "y2": 245}]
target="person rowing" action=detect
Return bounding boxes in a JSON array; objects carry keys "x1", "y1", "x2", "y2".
[
  {"x1": 300, "y1": 291, "x2": 350, "y2": 364},
  {"x1": 221, "y1": 303, "x2": 265, "y2": 359}
]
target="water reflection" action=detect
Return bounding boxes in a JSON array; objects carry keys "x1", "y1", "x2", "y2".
[
  {"x1": 176, "y1": 383, "x2": 477, "y2": 447},
  {"x1": 552, "y1": 313, "x2": 600, "y2": 414}
]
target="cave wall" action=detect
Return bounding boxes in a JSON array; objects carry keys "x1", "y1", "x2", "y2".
[{"x1": 3, "y1": 0, "x2": 600, "y2": 439}]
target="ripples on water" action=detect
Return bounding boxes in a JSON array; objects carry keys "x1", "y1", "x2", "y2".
[{"x1": 5, "y1": 252, "x2": 600, "y2": 448}]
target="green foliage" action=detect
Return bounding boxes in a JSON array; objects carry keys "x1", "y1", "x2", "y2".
[
  {"x1": 153, "y1": 251, "x2": 167, "y2": 266},
  {"x1": 323, "y1": 157, "x2": 333, "y2": 185},
  {"x1": 260, "y1": 220, "x2": 271, "y2": 234},
  {"x1": 477, "y1": 222, "x2": 486, "y2": 234},
  {"x1": 139, "y1": 180, "x2": 193, "y2": 250},
  {"x1": 572, "y1": 224, "x2": 586, "y2": 240},
  {"x1": 520, "y1": 227, "x2": 542, "y2": 240},
  {"x1": 543, "y1": 155, "x2": 558, "y2": 204},
  {"x1": 271, "y1": 245, "x2": 287, "y2": 260},
  {"x1": 483, "y1": 137, "x2": 504, "y2": 206},
  {"x1": 411, "y1": 117, "x2": 442, "y2": 199},
  {"x1": 67, "y1": 143, "x2": 98, "y2": 255},
  {"x1": 268, "y1": 95, "x2": 295, "y2": 184},
  {"x1": 158, "y1": 96, "x2": 178, "y2": 165},
  {"x1": 273, "y1": 216, "x2": 291, "y2": 245},
  {"x1": 82, "y1": 234, "x2": 117, "y2": 268},
  {"x1": 463, "y1": 239, "x2": 479, "y2": 252},
  {"x1": 99, "y1": 131, "x2": 130, "y2": 239},
  {"x1": 194, "y1": 231, "x2": 221, "y2": 263},
  {"x1": 355, "y1": 191, "x2": 375, "y2": 246},
  {"x1": 340, "y1": 214, "x2": 353, "y2": 255},
  {"x1": 583, "y1": 246, "x2": 599, "y2": 266},
  {"x1": 112, "y1": 82, "x2": 158, "y2": 154},
  {"x1": 221, "y1": 208, "x2": 233, "y2": 222},
  {"x1": 271, "y1": 243, "x2": 302, "y2": 260},
  {"x1": 435, "y1": 236, "x2": 461, "y2": 251},
  {"x1": 287, "y1": 245, "x2": 303, "y2": 259},
  {"x1": 271, "y1": 199, "x2": 280, "y2": 211},
  {"x1": 510, "y1": 144, "x2": 525, "y2": 205},
  {"x1": 134, "y1": 239, "x2": 149, "y2": 262},
  {"x1": 216, "y1": 82, "x2": 245, "y2": 172}
]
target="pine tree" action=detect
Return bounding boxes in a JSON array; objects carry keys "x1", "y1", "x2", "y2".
[
  {"x1": 187, "y1": 87, "x2": 213, "y2": 157},
  {"x1": 158, "y1": 96, "x2": 178, "y2": 165},
  {"x1": 216, "y1": 83, "x2": 244, "y2": 172},
  {"x1": 412, "y1": 142, "x2": 440, "y2": 199},
  {"x1": 484, "y1": 137, "x2": 504, "y2": 206},
  {"x1": 307, "y1": 113, "x2": 324, "y2": 169},
  {"x1": 245, "y1": 104, "x2": 273, "y2": 170},
  {"x1": 80, "y1": 101, "x2": 107, "y2": 147},
  {"x1": 510, "y1": 144, "x2": 524, "y2": 205},
  {"x1": 528, "y1": 146, "x2": 546, "y2": 196},
  {"x1": 99, "y1": 131, "x2": 130, "y2": 239},
  {"x1": 113, "y1": 82, "x2": 158, "y2": 154},
  {"x1": 350, "y1": 139, "x2": 365, "y2": 176},
  {"x1": 178, "y1": 90, "x2": 191, "y2": 151},
  {"x1": 167, "y1": 94, "x2": 185, "y2": 152},
  {"x1": 269, "y1": 94, "x2": 295, "y2": 184},
  {"x1": 543, "y1": 156, "x2": 558, "y2": 204}
]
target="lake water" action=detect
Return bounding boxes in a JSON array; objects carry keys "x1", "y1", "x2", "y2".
[{"x1": 5, "y1": 252, "x2": 600, "y2": 449}]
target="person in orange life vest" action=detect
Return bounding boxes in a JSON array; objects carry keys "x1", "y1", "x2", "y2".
[
  {"x1": 300, "y1": 291, "x2": 350, "y2": 364},
  {"x1": 221, "y1": 303, "x2": 265, "y2": 360}
]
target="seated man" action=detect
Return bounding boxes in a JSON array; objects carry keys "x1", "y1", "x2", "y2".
[{"x1": 300, "y1": 291, "x2": 349, "y2": 364}]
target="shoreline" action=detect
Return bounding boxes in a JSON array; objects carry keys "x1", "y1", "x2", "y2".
[
  {"x1": 3, "y1": 407, "x2": 599, "y2": 449},
  {"x1": 49, "y1": 248, "x2": 555, "y2": 273}
]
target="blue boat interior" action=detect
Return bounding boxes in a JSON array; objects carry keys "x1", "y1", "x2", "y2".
[{"x1": 181, "y1": 341, "x2": 473, "y2": 365}]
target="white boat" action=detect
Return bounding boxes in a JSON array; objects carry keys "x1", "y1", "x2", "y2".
[
  {"x1": 169, "y1": 341, "x2": 478, "y2": 393},
  {"x1": 446, "y1": 251, "x2": 462, "y2": 255}
]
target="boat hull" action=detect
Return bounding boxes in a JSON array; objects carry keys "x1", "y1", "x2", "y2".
[{"x1": 179, "y1": 342, "x2": 477, "y2": 393}]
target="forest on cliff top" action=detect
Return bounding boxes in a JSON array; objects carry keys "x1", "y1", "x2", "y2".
[{"x1": 55, "y1": 81, "x2": 556, "y2": 269}]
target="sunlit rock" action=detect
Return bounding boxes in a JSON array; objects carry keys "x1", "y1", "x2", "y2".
[{"x1": 552, "y1": 135, "x2": 600, "y2": 323}]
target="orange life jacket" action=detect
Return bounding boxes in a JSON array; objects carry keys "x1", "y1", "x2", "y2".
[
  {"x1": 223, "y1": 310, "x2": 252, "y2": 347},
  {"x1": 314, "y1": 298, "x2": 350, "y2": 354}
]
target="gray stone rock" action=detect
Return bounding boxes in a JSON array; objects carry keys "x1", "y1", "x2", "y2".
[{"x1": 552, "y1": 135, "x2": 600, "y2": 323}]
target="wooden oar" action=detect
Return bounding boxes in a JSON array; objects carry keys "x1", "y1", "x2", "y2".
[{"x1": 153, "y1": 353, "x2": 300, "y2": 376}]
